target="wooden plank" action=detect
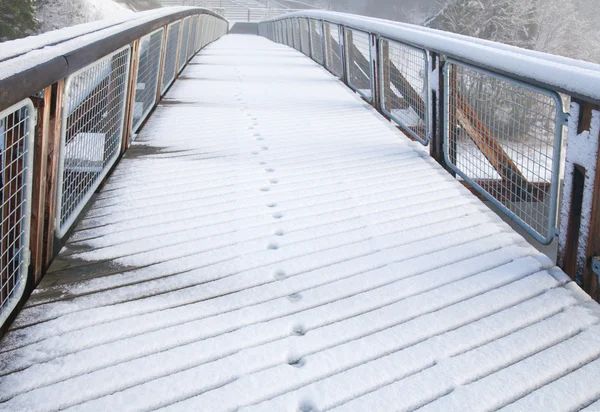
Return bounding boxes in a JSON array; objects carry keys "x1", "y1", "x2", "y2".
[
  {"x1": 44, "y1": 80, "x2": 64, "y2": 269},
  {"x1": 122, "y1": 39, "x2": 140, "y2": 151},
  {"x1": 29, "y1": 88, "x2": 51, "y2": 284}
]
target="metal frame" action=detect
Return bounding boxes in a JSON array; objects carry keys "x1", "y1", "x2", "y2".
[
  {"x1": 161, "y1": 20, "x2": 182, "y2": 95},
  {"x1": 442, "y1": 59, "x2": 566, "y2": 244},
  {"x1": 344, "y1": 27, "x2": 373, "y2": 102},
  {"x1": 379, "y1": 36, "x2": 430, "y2": 145},
  {"x1": 131, "y1": 27, "x2": 165, "y2": 135},
  {"x1": 323, "y1": 21, "x2": 343, "y2": 79},
  {"x1": 55, "y1": 45, "x2": 132, "y2": 238},
  {"x1": 178, "y1": 17, "x2": 192, "y2": 74},
  {"x1": 0, "y1": 99, "x2": 35, "y2": 327}
]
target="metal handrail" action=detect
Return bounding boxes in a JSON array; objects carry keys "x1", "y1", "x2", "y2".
[
  {"x1": 0, "y1": 7, "x2": 228, "y2": 113},
  {"x1": 260, "y1": 10, "x2": 600, "y2": 105}
]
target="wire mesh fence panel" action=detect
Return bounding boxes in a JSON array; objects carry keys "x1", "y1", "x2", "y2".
[
  {"x1": 286, "y1": 20, "x2": 293, "y2": 47},
  {"x1": 345, "y1": 28, "x2": 372, "y2": 101},
  {"x1": 300, "y1": 18, "x2": 310, "y2": 56},
  {"x1": 309, "y1": 19, "x2": 324, "y2": 64},
  {"x1": 196, "y1": 15, "x2": 204, "y2": 52},
  {"x1": 380, "y1": 38, "x2": 429, "y2": 144},
  {"x1": 131, "y1": 28, "x2": 164, "y2": 135},
  {"x1": 293, "y1": 19, "x2": 301, "y2": 50},
  {"x1": 444, "y1": 60, "x2": 564, "y2": 244},
  {"x1": 188, "y1": 16, "x2": 198, "y2": 60},
  {"x1": 178, "y1": 17, "x2": 191, "y2": 73},
  {"x1": 56, "y1": 46, "x2": 131, "y2": 238},
  {"x1": 161, "y1": 20, "x2": 181, "y2": 94},
  {"x1": 323, "y1": 22, "x2": 343, "y2": 78},
  {"x1": 0, "y1": 100, "x2": 34, "y2": 327}
]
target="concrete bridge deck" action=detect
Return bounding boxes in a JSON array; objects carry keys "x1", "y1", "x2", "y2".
[{"x1": 1, "y1": 34, "x2": 600, "y2": 411}]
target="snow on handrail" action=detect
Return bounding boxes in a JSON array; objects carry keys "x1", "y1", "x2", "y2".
[
  {"x1": 0, "y1": 7, "x2": 228, "y2": 112},
  {"x1": 261, "y1": 10, "x2": 600, "y2": 104}
]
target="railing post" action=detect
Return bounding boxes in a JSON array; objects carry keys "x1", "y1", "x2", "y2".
[
  {"x1": 558, "y1": 100, "x2": 600, "y2": 301},
  {"x1": 123, "y1": 39, "x2": 140, "y2": 150},
  {"x1": 371, "y1": 33, "x2": 382, "y2": 113},
  {"x1": 29, "y1": 87, "x2": 52, "y2": 283},
  {"x1": 43, "y1": 80, "x2": 64, "y2": 267},
  {"x1": 340, "y1": 26, "x2": 349, "y2": 85},
  {"x1": 429, "y1": 53, "x2": 454, "y2": 174},
  {"x1": 156, "y1": 24, "x2": 169, "y2": 104}
]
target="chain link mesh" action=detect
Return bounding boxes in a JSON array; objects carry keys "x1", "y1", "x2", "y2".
[
  {"x1": 300, "y1": 18, "x2": 310, "y2": 56},
  {"x1": 345, "y1": 28, "x2": 372, "y2": 101},
  {"x1": 57, "y1": 46, "x2": 131, "y2": 237},
  {"x1": 445, "y1": 61, "x2": 563, "y2": 243},
  {"x1": 324, "y1": 22, "x2": 342, "y2": 78},
  {"x1": 0, "y1": 100, "x2": 33, "y2": 323},
  {"x1": 178, "y1": 17, "x2": 191, "y2": 73},
  {"x1": 309, "y1": 19, "x2": 324, "y2": 64},
  {"x1": 188, "y1": 16, "x2": 198, "y2": 60},
  {"x1": 161, "y1": 20, "x2": 181, "y2": 94},
  {"x1": 132, "y1": 28, "x2": 164, "y2": 135},
  {"x1": 381, "y1": 38, "x2": 428, "y2": 144}
]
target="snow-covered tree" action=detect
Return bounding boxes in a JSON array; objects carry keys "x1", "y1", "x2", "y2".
[
  {"x1": 0, "y1": 0, "x2": 37, "y2": 41},
  {"x1": 424, "y1": 0, "x2": 599, "y2": 63}
]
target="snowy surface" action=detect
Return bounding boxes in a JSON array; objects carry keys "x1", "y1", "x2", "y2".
[
  {"x1": 0, "y1": 7, "x2": 215, "y2": 82},
  {"x1": 1, "y1": 35, "x2": 600, "y2": 411}
]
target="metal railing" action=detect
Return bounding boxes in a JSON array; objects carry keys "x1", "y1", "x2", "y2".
[
  {"x1": 178, "y1": 17, "x2": 192, "y2": 73},
  {"x1": 56, "y1": 46, "x2": 132, "y2": 237},
  {"x1": 0, "y1": 100, "x2": 34, "y2": 328},
  {"x1": 132, "y1": 28, "x2": 165, "y2": 135},
  {"x1": 0, "y1": 7, "x2": 228, "y2": 331},
  {"x1": 259, "y1": 11, "x2": 600, "y2": 299},
  {"x1": 161, "y1": 21, "x2": 183, "y2": 94}
]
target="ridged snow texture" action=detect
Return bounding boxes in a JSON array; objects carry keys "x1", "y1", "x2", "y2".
[{"x1": 1, "y1": 35, "x2": 600, "y2": 412}]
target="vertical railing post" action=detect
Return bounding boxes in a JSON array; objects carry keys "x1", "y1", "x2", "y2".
[
  {"x1": 307, "y1": 19, "x2": 312, "y2": 59},
  {"x1": 371, "y1": 33, "x2": 382, "y2": 112},
  {"x1": 340, "y1": 26, "x2": 349, "y2": 85},
  {"x1": 29, "y1": 87, "x2": 52, "y2": 283},
  {"x1": 156, "y1": 24, "x2": 169, "y2": 104},
  {"x1": 44, "y1": 80, "x2": 64, "y2": 267},
  {"x1": 558, "y1": 100, "x2": 600, "y2": 301},
  {"x1": 122, "y1": 39, "x2": 140, "y2": 151}
]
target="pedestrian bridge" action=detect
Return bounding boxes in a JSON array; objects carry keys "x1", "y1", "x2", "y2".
[{"x1": 1, "y1": 8, "x2": 600, "y2": 411}]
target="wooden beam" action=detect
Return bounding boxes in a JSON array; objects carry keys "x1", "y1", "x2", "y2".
[
  {"x1": 582, "y1": 103, "x2": 600, "y2": 301},
  {"x1": 44, "y1": 80, "x2": 64, "y2": 269},
  {"x1": 123, "y1": 39, "x2": 140, "y2": 151},
  {"x1": 453, "y1": 90, "x2": 529, "y2": 193},
  {"x1": 29, "y1": 87, "x2": 51, "y2": 284}
]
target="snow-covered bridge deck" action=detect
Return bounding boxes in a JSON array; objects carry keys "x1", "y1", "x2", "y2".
[{"x1": 2, "y1": 34, "x2": 600, "y2": 411}]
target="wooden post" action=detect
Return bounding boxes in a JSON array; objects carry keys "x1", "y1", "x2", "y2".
[
  {"x1": 122, "y1": 39, "x2": 140, "y2": 151},
  {"x1": 156, "y1": 25, "x2": 169, "y2": 105},
  {"x1": 44, "y1": 80, "x2": 64, "y2": 269},
  {"x1": 559, "y1": 100, "x2": 600, "y2": 301},
  {"x1": 370, "y1": 33, "x2": 381, "y2": 112},
  {"x1": 381, "y1": 39, "x2": 390, "y2": 113},
  {"x1": 29, "y1": 87, "x2": 52, "y2": 284}
]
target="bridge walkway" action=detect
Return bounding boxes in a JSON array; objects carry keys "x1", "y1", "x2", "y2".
[{"x1": 1, "y1": 34, "x2": 600, "y2": 411}]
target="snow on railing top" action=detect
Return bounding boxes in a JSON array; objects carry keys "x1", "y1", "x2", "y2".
[
  {"x1": 261, "y1": 10, "x2": 600, "y2": 104},
  {"x1": 0, "y1": 7, "x2": 228, "y2": 112}
]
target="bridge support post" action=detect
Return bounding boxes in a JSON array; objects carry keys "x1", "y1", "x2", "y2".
[
  {"x1": 558, "y1": 100, "x2": 600, "y2": 301},
  {"x1": 429, "y1": 53, "x2": 453, "y2": 174},
  {"x1": 29, "y1": 87, "x2": 52, "y2": 284},
  {"x1": 43, "y1": 80, "x2": 64, "y2": 269}
]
